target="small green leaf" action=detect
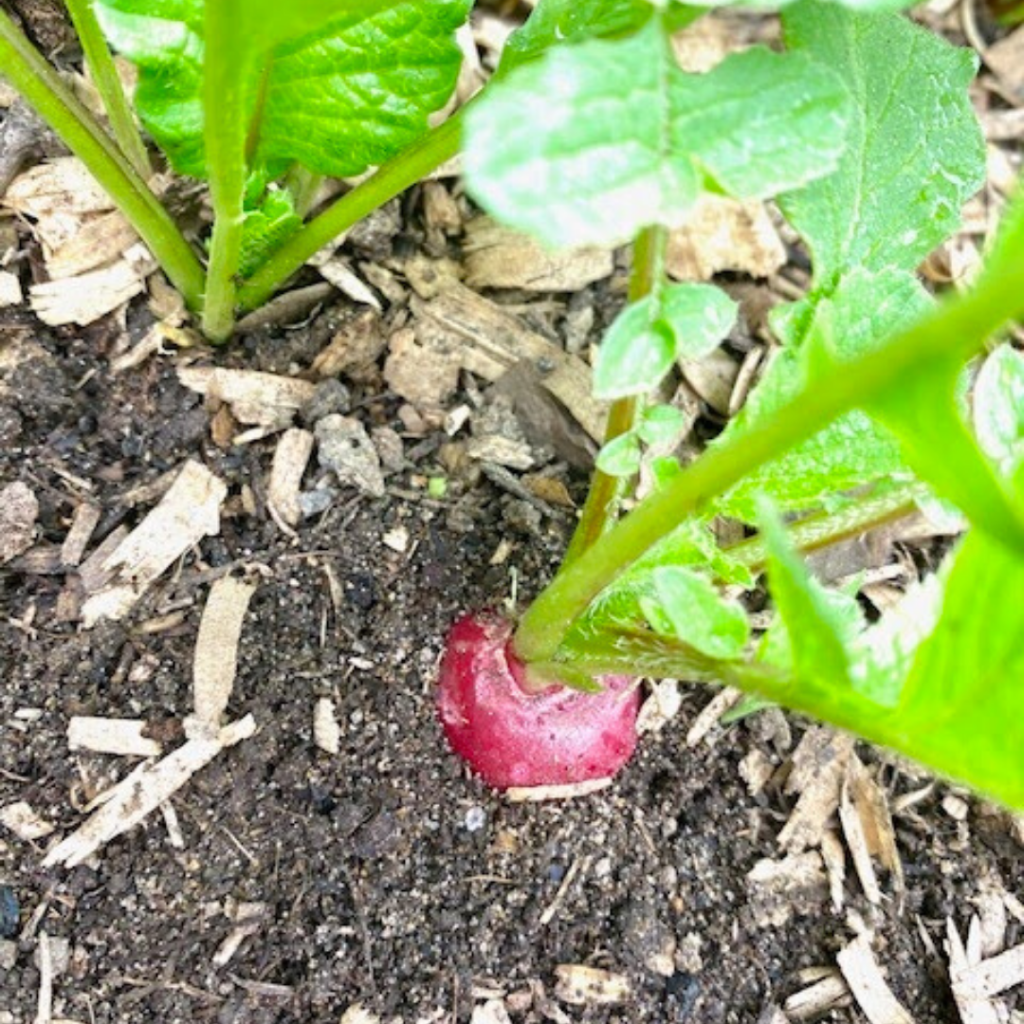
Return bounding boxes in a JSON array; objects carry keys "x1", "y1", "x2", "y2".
[
  {"x1": 239, "y1": 186, "x2": 301, "y2": 277},
  {"x1": 594, "y1": 283, "x2": 736, "y2": 399},
  {"x1": 97, "y1": 0, "x2": 470, "y2": 178},
  {"x1": 596, "y1": 433, "x2": 642, "y2": 477},
  {"x1": 465, "y1": 17, "x2": 850, "y2": 248},
  {"x1": 645, "y1": 566, "x2": 750, "y2": 659},
  {"x1": 637, "y1": 404, "x2": 686, "y2": 445},
  {"x1": 780, "y1": 1, "x2": 985, "y2": 289},
  {"x1": 974, "y1": 344, "x2": 1024, "y2": 475}
]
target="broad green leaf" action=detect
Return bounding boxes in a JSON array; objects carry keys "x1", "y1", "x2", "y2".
[
  {"x1": 644, "y1": 566, "x2": 750, "y2": 659},
  {"x1": 758, "y1": 502, "x2": 862, "y2": 687},
  {"x1": 594, "y1": 283, "x2": 736, "y2": 398},
  {"x1": 886, "y1": 531, "x2": 1024, "y2": 807},
  {"x1": 780, "y1": 1, "x2": 985, "y2": 289},
  {"x1": 974, "y1": 344, "x2": 1024, "y2": 475},
  {"x1": 97, "y1": 0, "x2": 469, "y2": 178},
  {"x1": 716, "y1": 268, "x2": 922, "y2": 520},
  {"x1": 464, "y1": 17, "x2": 850, "y2": 249}
]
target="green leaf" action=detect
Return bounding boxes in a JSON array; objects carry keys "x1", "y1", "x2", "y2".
[
  {"x1": 596, "y1": 433, "x2": 642, "y2": 477},
  {"x1": 779, "y1": 1, "x2": 985, "y2": 289},
  {"x1": 239, "y1": 186, "x2": 302, "y2": 278},
  {"x1": 464, "y1": 16, "x2": 850, "y2": 248},
  {"x1": 974, "y1": 344, "x2": 1024, "y2": 475},
  {"x1": 96, "y1": 0, "x2": 469, "y2": 178},
  {"x1": 716, "y1": 268, "x2": 923, "y2": 520},
  {"x1": 593, "y1": 283, "x2": 736, "y2": 399},
  {"x1": 887, "y1": 531, "x2": 1024, "y2": 807},
  {"x1": 644, "y1": 566, "x2": 750, "y2": 659},
  {"x1": 758, "y1": 501, "x2": 862, "y2": 687},
  {"x1": 637, "y1": 404, "x2": 687, "y2": 446}
]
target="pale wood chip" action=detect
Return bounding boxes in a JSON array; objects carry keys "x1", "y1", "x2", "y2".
[
  {"x1": 840, "y1": 753, "x2": 901, "y2": 906},
  {"x1": 60, "y1": 503, "x2": 101, "y2": 568},
  {"x1": 410, "y1": 281, "x2": 606, "y2": 442},
  {"x1": 470, "y1": 1000, "x2": 513, "y2": 1024},
  {"x1": 666, "y1": 195, "x2": 785, "y2": 282},
  {"x1": 311, "y1": 310, "x2": 387, "y2": 381},
  {"x1": 383, "y1": 326, "x2": 463, "y2": 410},
  {"x1": 784, "y1": 971, "x2": 850, "y2": 1021},
  {"x1": 679, "y1": 348, "x2": 741, "y2": 416},
  {"x1": 42, "y1": 715, "x2": 256, "y2": 869},
  {"x1": 0, "y1": 481, "x2": 38, "y2": 565},
  {"x1": 820, "y1": 829, "x2": 847, "y2": 911},
  {"x1": 976, "y1": 887, "x2": 1009, "y2": 959},
  {"x1": 947, "y1": 919, "x2": 1003, "y2": 1024},
  {"x1": 837, "y1": 935, "x2": 916, "y2": 1024},
  {"x1": 267, "y1": 428, "x2": 315, "y2": 528},
  {"x1": 44, "y1": 210, "x2": 139, "y2": 280},
  {"x1": 0, "y1": 270, "x2": 21, "y2": 308},
  {"x1": 213, "y1": 902, "x2": 267, "y2": 968},
  {"x1": 553, "y1": 965, "x2": 631, "y2": 1006},
  {"x1": 506, "y1": 778, "x2": 612, "y2": 802},
  {"x1": 739, "y1": 747, "x2": 776, "y2": 795},
  {"x1": 748, "y1": 851, "x2": 828, "y2": 928},
  {"x1": 67, "y1": 717, "x2": 162, "y2": 758},
  {"x1": 955, "y1": 943, "x2": 1024, "y2": 1001},
  {"x1": 685, "y1": 686, "x2": 741, "y2": 747},
  {"x1": 0, "y1": 800, "x2": 54, "y2": 841},
  {"x1": 339, "y1": 1006, "x2": 380, "y2": 1024},
  {"x1": 36, "y1": 931, "x2": 54, "y2": 1024},
  {"x1": 313, "y1": 697, "x2": 341, "y2": 756},
  {"x1": 985, "y1": 28, "x2": 1024, "y2": 99},
  {"x1": 77, "y1": 525, "x2": 129, "y2": 594},
  {"x1": 463, "y1": 216, "x2": 613, "y2": 291},
  {"x1": 4, "y1": 157, "x2": 114, "y2": 217},
  {"x1": 192, "y1": 576, "x2": 258, "y2": 730},
  {"x1": 160, "y1": 801, "x2": 185, "y2": 849},
  {"x1": 81, "y1": 461, "x2": 227, "y2": 626},
  {"x1": 778, "y1": 729, "x2": 854, "y2": 853},
  {"x1": 316, "y1": 257, "x2": 382, "y2": 310},
  {"x1": 465, "y1": 435, "x2": 535, "y2": 470},
  {"x1": 177, "y1": 366, "x2": 316, "y2": 431},
  {"x1": 636, "y1": 679, "x2": 683, "y2": 735},
  {"x1": 30, "y1": 243, "x2": 155, "y2": 327}
]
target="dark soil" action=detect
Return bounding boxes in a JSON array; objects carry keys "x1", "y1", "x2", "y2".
[{"x1": 1, "y1": 301, "x2": 1022, "y2": 1024}]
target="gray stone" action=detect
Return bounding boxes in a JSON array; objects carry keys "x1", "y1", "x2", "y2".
[{"x1": 315, "y1": 415, "x2": 385, "y2": 499}]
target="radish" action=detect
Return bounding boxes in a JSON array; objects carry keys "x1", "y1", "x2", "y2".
[{"x1": 437, "y1": 613, "x2": 640, "y2": 789}]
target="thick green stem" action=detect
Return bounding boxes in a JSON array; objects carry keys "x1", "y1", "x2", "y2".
[
  {"x1": 200, "y1": 1, "x2": 250, "y2": 341},
  {"x1": 63, "y1": 0, "x2": 151, "y2": 179},
  {"x1": 236, "y1": 112, "x2": 463, "y2": 312},
  {"x1": 0, "y1": 7, "x2": 204, "y2": 308},
  {"x1": 563, "y1": 225, "x2": 668, "y2": 565},
  {"x1": 513, "y1": 195, "x2": 1024, "y2": 664}
]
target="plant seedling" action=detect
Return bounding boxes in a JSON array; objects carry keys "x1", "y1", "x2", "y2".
[{"x1": 440, "y1": 0, "x2": 1024, "y2": 805}]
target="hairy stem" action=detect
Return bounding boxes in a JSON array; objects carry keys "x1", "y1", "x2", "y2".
[
  {"x1": 64, "y1": 0, "x2": 151, "y2": 178},
  {"x1": 563, "y1": 225, "x2": 668, "y2": 566},
  {"x1": 237, "y1": 112, "x2": 463, "y2": 312},
  {"x1": 513, "y1": 191, "x2": 1024, "y2": 664},
  {"x1": 0, "y1": 7, "x2": 204, "y2": 308},
  {"x1": 201, "y1": 1, "x2": 250, "y2": 341}
]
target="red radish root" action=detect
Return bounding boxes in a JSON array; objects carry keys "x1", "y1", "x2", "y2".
[{"x1": 437, "y1": 613, "x2": 640, "y2": 789}]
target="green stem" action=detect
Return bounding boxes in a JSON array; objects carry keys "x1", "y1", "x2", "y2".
[
  {"x1": 63, "y1": 0, "x2": 151, "y2": 179},
  {"x1": 200, "y1": 1, "x2": 250, "y2": 341},
  {"x1": 563, "y1": 225, "x2": 668, "y2": 565},
  {"x1": 0, "y1": 7, "x2": 204, "y2": 309},
  {"x1": 237, "y1": 112, "x2": 463, "y2": 312},
  {"x1": 513, "y1": 194, "x2": 1024, "y2": 664}
]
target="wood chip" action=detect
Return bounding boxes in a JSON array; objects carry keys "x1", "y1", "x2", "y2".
[
  {"x1": 685, "y1": 686, "x2": 741, "y2": 747},
  {"x1": 0, "y1": 481, "x2": 38, "y2": 565},
  {"x1": 946, "y1": 919, "x2": 1002, "y2": 1024},
  {"x1": 463, "y1": 216, "x2": 613, "y2": 291},
  {"x1": 739, "y1": 748, "x2": 776, "y2": 795},
  {"x1": 339, "y1": 1006, "x2": 380, "y2": 1024},
  {"x1": 411, "y1": 281, "x2": 607, "y2": 442},
  {"x1": 42, "y1": 715, "x2": 256, "y2": 869},
  {"x1": 778, "y1": 729, "x2": 854, "y2": 853},
  {"x1": 213, "y1": 902, "x2": 267, "y2": 968},
  {"x1": 836, "y1": 935, "x2": 916, "y2": 1024},
  {"x1": 985, "y1": 27, "x2": 1024, "y2": 99},
  {"x1": 471, "y1": 1000, "x2": 513, "y2": 1024},
  {"x1": 955, "y1": 942, "x2": 1024, "y2": 1001},
  {"x1": 316, "y1": 257, "x2": 381, "y2": 310},
  {"x1": 0, "y1": 270, "x2": 21, "y2": 308},
  {"x1": 311, "y1": 310, "x2": 387, "y2": 381},
  {"x1": 192, "y1": 576, "x2": 258, "y2": 730},
  {"x1": 81, "y1": 460, "x2": 227, "y2": 626},
  {"x1": 67, "y1": 717, "x2": 162, "y2": 758},
  {"x1": 383, "y1": 326, "x2": 462, "y2": 410},
  {"x1": 553, "y1": 965, "x2": 631, "y2": 1006},
  {"x1": 313, "y1": 697, "x2": 341, "y2": 755},
  {"x1": 637, "y1": 679, "x2": 683, "y2": 734},
  {"x1": 267, "y1": 428, "x2": 314, "y2": 528},
  {"x1": 506, "y1": 778, "x2": 612, "y2": 802},
  {"x1": 666, "y1": 194, "x2": 785, "y2": 281},
  {"x1": 177, "y1": 366, "x2": 316, "y2": 433},
  {"x1": 820, "y1": 829, "x2": 847, "y2": 911},
  {"x1": 60, "y1": 502, "x2": 101, "y2": 568},
  {"x1": 0, "y1": 801, "x2": 54, "y2": 841},
  {"x1": 784, "y1": 971, "x2": 850, "y2": 1021}
]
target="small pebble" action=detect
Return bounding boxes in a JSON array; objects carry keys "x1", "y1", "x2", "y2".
[{"x1": 464, "y1": 806, "x2": 487, "y2": 832}]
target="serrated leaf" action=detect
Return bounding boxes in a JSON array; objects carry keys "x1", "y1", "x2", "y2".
[
  {"x1": 645, "y1": 566, "x2": 750, "y2": 659},
  {"x1": 758, "y1": 502, "x2": 863, "y2": 688},
  {"x1": 239, "y1": 187, "x2": 302, "y2": 278},
  {"x1": 96, "y1": 0, "x2": 469, "y2": 178},
  {"x1": 594, "y1": 283, "x2": 736, "y2": 399},
  {"x1": 716, "y1": 268, "x2": 923, "y2": 520},
  {"x1": 779, "y1": 1, "x2": 985, "y2": 288},
  {"x1": 888, "y1": 531, "x2": 1024, "y2": 807},
  {"x1": 464, "y1": 17, "x2": 850, "y2": 249},
  {"x1": 974, "y1": 344, "x2": 1024, "y2": 475}
]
